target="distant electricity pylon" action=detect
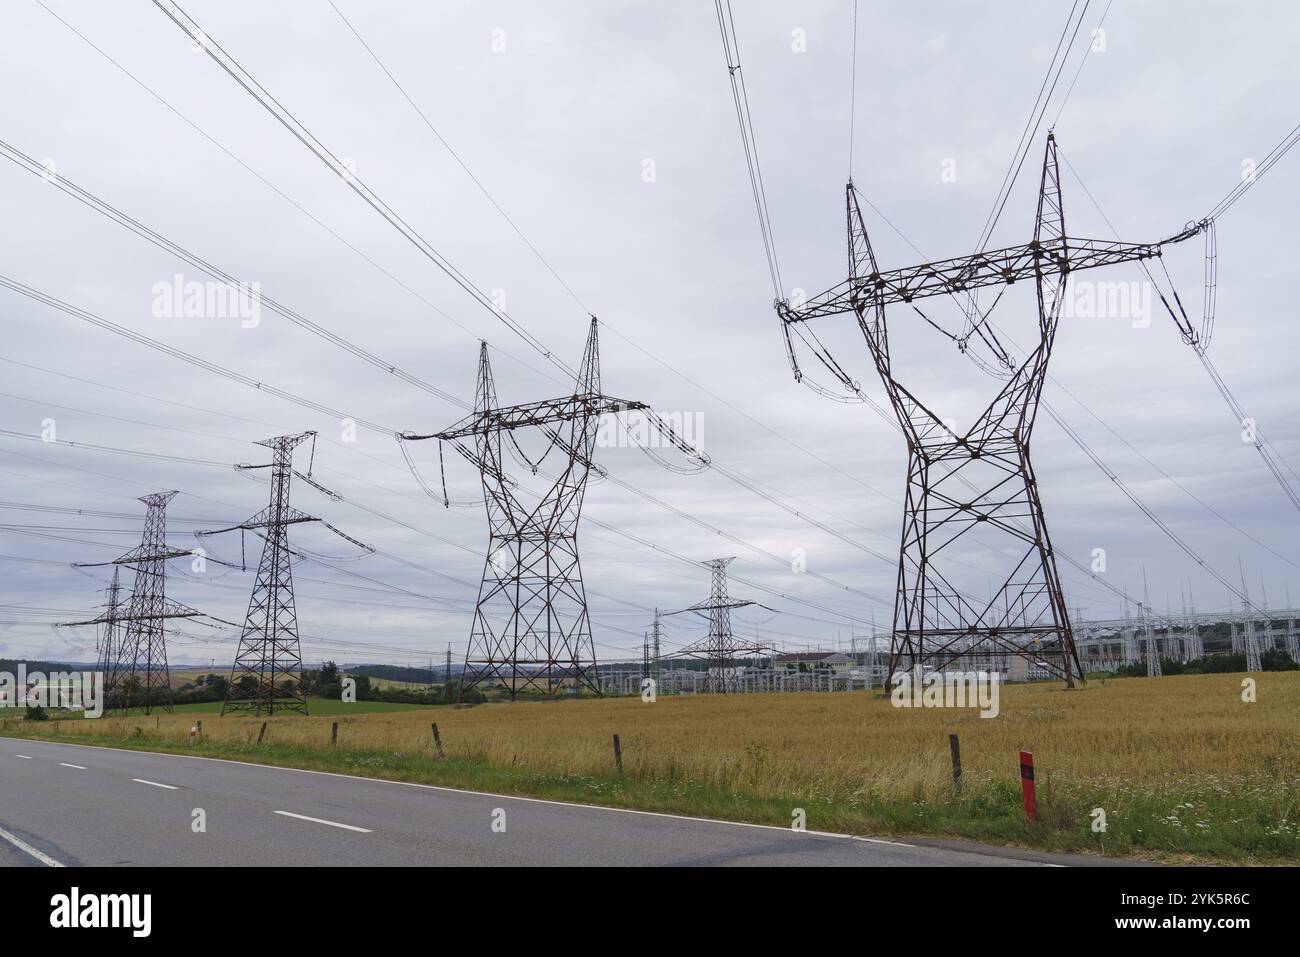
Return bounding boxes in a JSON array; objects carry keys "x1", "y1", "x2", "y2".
[
  {"x1": 665, "y1": 558, "x2": 772, "y2": 693},
  {"x1": 402, "y1": 319, "x2": 704, "y2": 700},
  {"x1": 95, "y1": 568, "x2": 124, "y2": 688},
  {"x1": 63, "y1": 491, "x2": 202, "y2": 714},
  {"x1": 779, "y1": 133, "x2": 1206, "y2": 688},
  {"x1": 198, "y1": 432, "x2": 372, "y2": 716}
]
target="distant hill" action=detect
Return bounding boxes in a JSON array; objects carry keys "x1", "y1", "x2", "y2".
[
  {"x1": 342, "y1": 663, "x2": 455, "y2": 684},
  {"x1": 0, "y1": 658, "x2": 83, "y2": 674}
]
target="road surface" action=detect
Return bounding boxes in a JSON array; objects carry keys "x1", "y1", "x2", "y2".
[{"x1": 0, "y1": 737, "x2": 1096, "y2": 866}]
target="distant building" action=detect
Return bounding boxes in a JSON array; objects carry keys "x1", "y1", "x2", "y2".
[{"x1": 772, "y1": 651, "x2": 853, "y2": 674}]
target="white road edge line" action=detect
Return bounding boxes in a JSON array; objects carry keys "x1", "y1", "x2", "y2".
[
  {"x1": 14, "y1": 754, "x2": 32, "y2": 759},
  {"x1": 57, "y1": 763, "x2": 86, "y2": 770},
  {"x1": 0, "y1": 824, "x2": 64, "y2": 867},
  {"x1": 0, "y1": 739, "x2": 944, "y2": 853},
  {"x1": 274, "y1": 810, "x2": 372, "y2": 833},
  {"x1": 132, "y1": 778, "x2": 179, "y2": 790}
]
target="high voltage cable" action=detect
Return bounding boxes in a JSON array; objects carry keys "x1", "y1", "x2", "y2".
[
  {"x1": 0, "y1": 275, "x2": 392, "y2": 432},
  {"x1": 321, "y1": 1, "x2": 905, "y2": 523},
  {"x1": 847, "y1": 0, "x2": 859, "y2": 176},
  {"x1": 974, "y1": 0, "x2": 1089, "y2": 254},
  {"x1": 28, "y1": 0, "x2": 561, "y2": 389},
  {"x1": 1205, "y1": 120, "x2": 1300, "y2": 221},
  {"x1": 2, "y1": 132, "x2": 887, "y2": 607},
  {"x1": 0, "y1": 151, "x2": 891, "y2": 619},
  {"x1": 0, "y1": 500, "x2": 223, "y2": 525},
  {"x1": 1061, "y1": 153, "x2": 1300, "y2": 515},
  {"x1": 713, "y1": 0, "x2": 783, "y2": 299},
  {"x1": 1, "y1": 360, "x2": 885, "y2": 624},
  {"x1": 0, "y1": 357, "x2": 463, "y2": 495},
  {"x1": 4, "y1": 395, "x2": 879, "y2": 636},
  {"x1": 40, "y1": 1, "x2": 1258, "y2": 642},
  {"x1": 0, "y1": 140, "x2": 468, "y2": 410},
  {"x1": 826, "y1": 160, "x2": 1296, "y2": 620},
  {"x1": 1044, "y1": 377, "x2": 1300, "y2": 572},
  {"x1": 151, "y1": 0, "x2": 574, "y2": 379},
  {"x1": 26, "y1": 3, "x2": 907, "y2": 571},
  {"x1": 1049, "y1": 0, "x2": 1115, "y2": 130},
  {"x1": 325, "y1": 0, "x2": 594, "y2": 319}
]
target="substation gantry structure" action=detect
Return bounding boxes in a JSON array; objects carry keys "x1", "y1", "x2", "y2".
[
  {"x1": 403, "y1": 319, "x2": 704, "y2": 700},
  {"x1": 778, "y1": 133, "x2": 1206, "y2": 688}
]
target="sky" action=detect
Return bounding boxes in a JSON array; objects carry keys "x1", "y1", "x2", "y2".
[{"x1": 0, "y1": 0, "x2": 1297, "y2": 670}]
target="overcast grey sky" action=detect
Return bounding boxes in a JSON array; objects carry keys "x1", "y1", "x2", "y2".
[{"x1": 1, "y1": 0, "x2": 1296, "y2": 669}]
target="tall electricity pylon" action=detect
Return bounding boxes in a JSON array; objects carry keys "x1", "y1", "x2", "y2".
[
  {"x1": 778, "y1": 133, "x2": 1206, "y2": 688},
  {"x1": 665, "y1": 558, "x2": 771, "y2": 693},
  {"x1": 64, "y1": 491, "x2": 201, "y2": 714},
  {"x1": 199, "y1": 432, "x2": 372, "y2": 715},
  {"x1": 408, "y1": 321, "x2": 625, "y2": 699},
  {"x1": 403, "y1": 319, "x2": 703, "y2": 700}
]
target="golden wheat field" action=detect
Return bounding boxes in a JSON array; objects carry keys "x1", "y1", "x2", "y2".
[{"x1": 33, "y1": 672, "x2": 1300, "y2": 802}]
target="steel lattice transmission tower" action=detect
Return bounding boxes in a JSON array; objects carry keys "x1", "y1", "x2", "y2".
[
  {"x1": 779, "y1": 134, "x2": 1205, "y2": 688},
  {"x1": 198, "y1": 431, "x2": 372, "y2": 715},
  {"x1": 57, "y1": 566, "x2": 125, "y2": 704},
  {"x1": 94, "y1": 568, "x2": 124, "y2": 686},
  {"x1": 666, "y1": 558, "x2": 772, "y2": 693},
  {"x1": 63, "y1": 491, "x2": 201, "y2": 714},
  {"x1": 403, "y1": 320, "x2": 701, "y2": 700}
]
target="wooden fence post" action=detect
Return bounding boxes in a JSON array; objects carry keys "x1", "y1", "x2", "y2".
[
  {"x1": 612, "y1": 733, "x2": 623, "y2": 773},
  {"x1": 331, "y1": 722, "x2": 338, "y2": 746},
  {"x1": 257, "y1": 721, "x2": 268, "y2": 744},
  {"x1": 431, "y1": 722, "x2": 444, "y2": 760},
  {"x1": 948, "y1": 733, "x2": 962, "y2": 793}
]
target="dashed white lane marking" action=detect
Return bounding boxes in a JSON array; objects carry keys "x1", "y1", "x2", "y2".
[
  {"x1": 274, "y1": 810, "x2": 372, "y2": 834},
  {"x1": 58, "y1": 763, "x2": 86, "y2": 770},
  {"x1": 14, "y1": 755, "x2": 32, "y2": 760},
  {"x1": 132, "y1": 778, "x2": 179, "y2": 790},
  {"x1": 0, "y1": 824, "x2": 64, "y2": 867}
]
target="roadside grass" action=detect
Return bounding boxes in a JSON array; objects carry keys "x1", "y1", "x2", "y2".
[{"x1": 3, "y1": 672, "x2": 1297, "y2": 863}]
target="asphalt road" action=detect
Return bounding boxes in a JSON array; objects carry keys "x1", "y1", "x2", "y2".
[{"x1": 0, "y1": 737, "x2": 1084, "y2": 867}]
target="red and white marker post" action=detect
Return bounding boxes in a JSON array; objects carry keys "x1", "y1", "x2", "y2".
[{"x1": 1019, "y1": 750, "x2": 1037, "y2": 822}]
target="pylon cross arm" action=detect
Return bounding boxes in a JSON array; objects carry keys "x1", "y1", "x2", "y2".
[
  {"x1": 781, "y1": 231, "x2": 1198, "y2": 323},
  {"x1": 416, "y1": 393, "x2": 646, "y2": 441}
]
